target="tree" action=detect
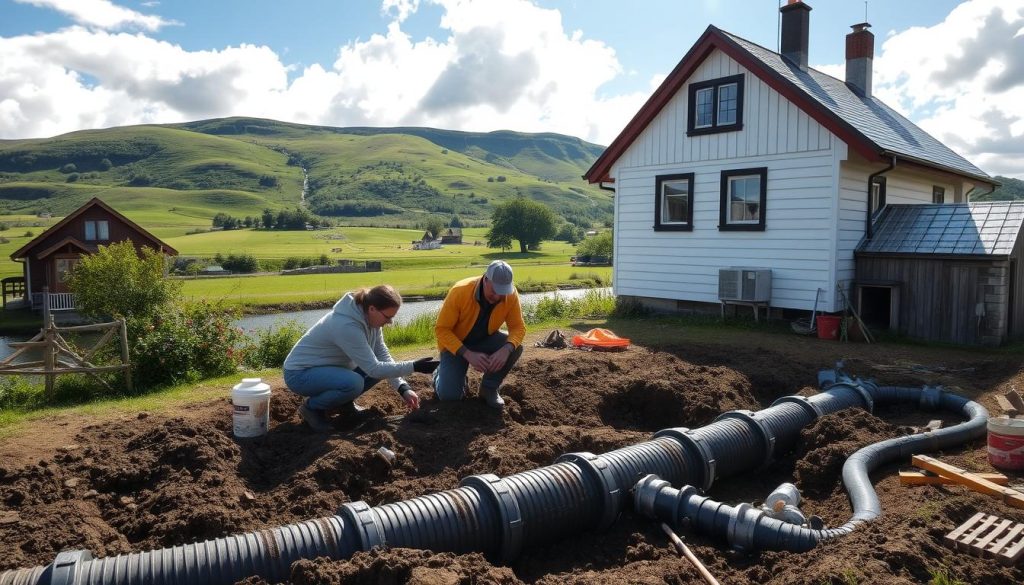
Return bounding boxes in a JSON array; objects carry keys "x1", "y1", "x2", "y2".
[
  {"x1": 68, "y1": 241, "x2": 180, "y2": 321},
  {"x1": 424, "y1": 217, "x2": 445, "y2": 239},
  {"x1": 262, "y1": 208, "x2": 275, "y2": 229},
  {"x1": 487, "y1": 198, "x2": 557, "y2": 253},
  {"x1": 575, "y1": 231, "x2": 613, "y2": 259}
]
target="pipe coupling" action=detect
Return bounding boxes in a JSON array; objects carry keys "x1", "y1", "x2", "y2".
[
  {"x1": 920, "y1": 385, "x2": 944, "y2": 410},
  {"x1": 727, "y1": 503, "x2": 763, "y2": 550},
  {"x1": 632, "y1": 474, "x2": 670, "y2": 518},
  {"x1": 556, "y1": 452, "x2": 622, "y2": 529},
  {"x1": 338, "y1": 501, "x2": 384, "y2": 551}
]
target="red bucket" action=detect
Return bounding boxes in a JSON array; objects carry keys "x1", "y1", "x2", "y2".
[
  {"x1": 988, "y1": 417, "x2": 1024, "y2": 471},
  {"x1": 816, "y1": 315, "x2": 841, "y2": 340}
]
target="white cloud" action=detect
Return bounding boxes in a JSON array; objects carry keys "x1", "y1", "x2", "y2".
[
  {"x1": 0, "y1": 0, "x2": 650, "y2": 146},
  {"x1": 14, "y1": 0, "x2": 176, "y2": 31},
  {"x1": 869, "y1": 0, "x2": 1024, "y2": 179}
]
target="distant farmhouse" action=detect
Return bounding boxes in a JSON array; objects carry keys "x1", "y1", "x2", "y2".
[
  {"x1": 7, "y1": 198, "x2": 178, "y2": 311},
  {"x1": 439, "y1": 227, "x2": 463, "y2": 244},
  {"x1": 412, "y1": 231, "x2": 442, "y2": 250},
  {"x1": 584, "y1": 0, "x2": 1023, "y2": 346}
]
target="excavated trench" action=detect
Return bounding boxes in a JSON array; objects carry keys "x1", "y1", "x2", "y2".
[{"x1": 1, "y1": 344, "x2": 1022, "y2": 584}]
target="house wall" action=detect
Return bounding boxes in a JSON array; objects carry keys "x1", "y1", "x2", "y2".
[
  {"x1": 1011, "y1": 234, "x2": 1024, "y2": 340},
  {"x1": 855, "y1": 255, "x2": 1008, "y2": 345},
  {"x1": 611, "y1": 49, "x2": 843, "y2": 312},
  {"x1": 837, "y1": 159, "x2": 959, "y2": 307},
  {"x1": 22, "y1": 208, "x2": 161, "y2": 294}
]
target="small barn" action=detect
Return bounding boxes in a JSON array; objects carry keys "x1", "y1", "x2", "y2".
[
  {"x1": 855, "y1": 202, "x2": 1024, "y2": 346},
  {"x1": 9, "y1": 198, "x2": 178, "y2": 311},
  {"x1": 439, "y1": 227, "x2": 463, "y2": 245}
]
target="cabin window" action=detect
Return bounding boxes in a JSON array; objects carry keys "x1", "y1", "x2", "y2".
[
  {"x1": 654, "y1": 173, "x2": 694, "y2": 231},
  {"x1": 870, "y1": 177, "x2": 887, "y2": 220},
  {"x1": 84, "y1": 220, "x2": 109, "y2": 241},
  {"x1": 687, "y1": 74, "x2": 744, "y2": 136},
  {"x1": 719, "y1": 167, "x2": 767, "y2": 231},
  {"x1": 932, "y1": 186, "x2": 945, "y2": 204},
  {"x1": 56, "y1": 258, "x2": 79, "y2": 283}
]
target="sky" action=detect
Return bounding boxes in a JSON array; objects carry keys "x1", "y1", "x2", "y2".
[{"x1": 1, "y1": 0, "x2": 1022, "y2": 179}]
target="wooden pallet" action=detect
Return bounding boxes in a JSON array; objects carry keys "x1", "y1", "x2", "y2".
[{"x1": 945, "y1": 512, "x2": 1024, "y2": 566}]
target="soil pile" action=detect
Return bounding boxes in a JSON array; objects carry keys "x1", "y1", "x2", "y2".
[{"x1": 2, "y1": 342, "x2": 1023, "y2": 584}]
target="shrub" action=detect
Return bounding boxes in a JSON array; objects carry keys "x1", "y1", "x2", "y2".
[
  {"x1": 60, "y1": 163, "x2": 77, "y2": 173},
  {"x1": 128, "y1": 173, "x2": 152, "y2": 186},
  {"x1": 221, "y1": 253, "x2": 259, "y2": 273},
  {"x1": 259, "y1": 175, "x2": 279, "y2": 187},
  {"x1": 0, "y1": 377, "x2": 41, "y2": 410},
  {"x1": 242, "y1": 321, "x2": 305, "y2": 368},
  {"x1": 131, "y1": 301, "x2": 243, "y2": 389},
  {"x1": 99, "y1": 158, "x2": 113, "y2": 171},
  {"x1": 69, "y1": 241, "x2": 180, "y2": 321},
  {"x1": 65, "y1": 173, "x2": 79, "y2": 183}
]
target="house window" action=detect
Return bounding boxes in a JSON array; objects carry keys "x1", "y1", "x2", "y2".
[
  {"x1": 84, "y1": 220, "x2": 109, "y2": 241},
  {"x1": 56, "y1": 258, "x2": 79, "y2": 283},
  {"x1": 932, "y1": 186, "x2": 945, "y2": 204},
  {"x1": 654, "y1": 173, "x2": 695, "y2": 231},
  {"x1": 870, "y1": 177, "x2": 887, "y2": 220},
  {"x1": 688, "y1": 74, "x2": 744, "y2": 136},
  {"x1": 719, "y1": 167, "x2": 767, "y2": 231}
]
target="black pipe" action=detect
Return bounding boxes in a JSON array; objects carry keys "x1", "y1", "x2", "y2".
[
  {"x1": 634, "y1": 380, "x2": 989, "y2": 551},
  {"x1": 1, "y1": 368, "x2": 986, "y2": 583}
]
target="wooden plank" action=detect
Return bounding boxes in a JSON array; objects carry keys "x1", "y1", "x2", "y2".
[
  {"x1": 996, "y1": 395, "x2": 1020, "y2": 417},
  {"x1": 912, "y1": 455, "x2": 1024, "y2": 508},
  {"x1": 945, "y1": 512, "x2": 986, "y2": 545},
  {"x1": 900, "y1": 470, "x2": 1008, "y2": 486},
  {"x1": 1008, "y1": 390, "x2": 1024, "y2": 412}
]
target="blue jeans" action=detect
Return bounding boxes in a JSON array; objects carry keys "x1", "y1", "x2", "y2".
[
  {"x1": 284, "y1": 366, "x2": 380, "y2": 411},
  {"x1": 433, "y1": 331, "x2": 524, "y2": 401}
]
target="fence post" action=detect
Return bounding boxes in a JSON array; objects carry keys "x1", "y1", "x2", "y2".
[
  {"x1": 43, "y1": 314, "x2": 55, "y2": 396},
  {"x1": 120, "y1": 319, "x2": 133, "y2": 392},
  {"x1": 42, "y1": 285, "x2": 51, "y2": 327}
]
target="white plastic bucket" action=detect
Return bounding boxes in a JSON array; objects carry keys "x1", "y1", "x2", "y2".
[
  {"x1": 232, "y1": 378, "x2": 271, "y2": 438},
  {"x1": 987, "y1": 416, "x2": 1024, "y2": 471}
]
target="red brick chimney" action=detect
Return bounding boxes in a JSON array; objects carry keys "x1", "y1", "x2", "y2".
[
  {"x1": 845, "y1": 22, "x2": 874, "y2": 97},
  {"x1": 780, "y1": 0, "x2": 812, "y2": 71}
]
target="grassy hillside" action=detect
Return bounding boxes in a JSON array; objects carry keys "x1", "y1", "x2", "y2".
[
  {"x1": 0, "y1": 117, "x2": 611, "y2": 230},
  {"x1": 974, "y1": 176, "x2": 1024, "y2": 202}
]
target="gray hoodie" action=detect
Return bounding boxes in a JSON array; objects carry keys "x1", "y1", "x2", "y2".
[{"x1": 282, "y1": 293, "x2": 414, "y2": 392}]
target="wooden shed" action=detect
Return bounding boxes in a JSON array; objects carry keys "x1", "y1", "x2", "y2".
[
  {"x1": 855, "y1": 202, "x2": 1024, "y2": 346},
  {"x1": 9, "y1": 197, "x2": 178, "y2": 311}
]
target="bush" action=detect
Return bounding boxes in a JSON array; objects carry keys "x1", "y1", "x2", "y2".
[
  {"x1": 60, "y1": 163, "x2": 77, "y2": 173},
  {"x1": 69, "y1": 241, "x2": 180, "y2": 321},
  {"x1": 221, "y1": 253, "x2": 259, "y2": 273},
  {"x1": 242, "y1": 321, "x2": 305, "y2": 368},
  {"x1": 99, "y1": 158, "x2": 113, "y2": 171},
  {"x1": 0, "y1": 377, "x2": 41, "y2": 410},
  {"x1": 132, "y1": 302, "x2": 244, "y2": 389},
  {"x1": 65, "y1": 173, "x2": 80, "y2": 183},
  {"x1": 259, "y1": 175, "x2": 279, "y2": 187}
]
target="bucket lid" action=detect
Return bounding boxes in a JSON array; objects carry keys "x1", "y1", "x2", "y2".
[{"x1": 233, "y1": 377, "x2": 271, "y2": 395}]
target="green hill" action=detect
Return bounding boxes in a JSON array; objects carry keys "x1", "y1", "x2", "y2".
[
  {"x1": 0, "y1": 117, "x2": 611, "y2": 228},
  {"x1": 973, "y1": 176, "x2": 1024, "y2": 202}
]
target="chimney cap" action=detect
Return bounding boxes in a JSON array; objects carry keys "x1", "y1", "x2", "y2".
[
  {"x1": 780, "y1": 0, "x2": 812, "y2": 12},
  {"x1": 850, "y1": 22, "x2": 872, "y2": 32}
]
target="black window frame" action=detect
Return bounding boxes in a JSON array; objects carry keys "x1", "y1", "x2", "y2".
[
  {"x1": 870, "y1": 176, "x2": 887, "y2": 220},
  {"x1": 654, "y1": 173, "x2": 695, "y2": 231},
  {"x1": 687, "y1": 74, "x2": 745, "y2": 136},
  {"x1": 932, "y1": 185, "x2": 945, "y2": 204},
  {"x1": 719, "y1": 167, "x2": 767, "y2": 232}
]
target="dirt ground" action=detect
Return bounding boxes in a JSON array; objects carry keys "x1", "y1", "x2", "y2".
[{"x1": 2, "y1": 328, "x2": 1023, "y2": 584}]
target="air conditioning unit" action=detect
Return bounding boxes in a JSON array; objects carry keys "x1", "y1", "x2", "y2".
[{"x1": 718, "y1": 268, "x2": 772, "y2": 303}]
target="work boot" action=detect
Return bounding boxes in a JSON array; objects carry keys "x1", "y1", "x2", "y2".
[
  {"x1": 298, "y1": 399, "x2": 332, "y2": 432},
  {"x1": 481, "y1": 386, "x2": 505, "y2": 409},
  {"x1": 336, "y1": 401, "x2": 368, "y2": 417}
]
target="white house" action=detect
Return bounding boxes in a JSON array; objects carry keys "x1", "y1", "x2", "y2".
[{"x1": 585, "y1": 0, "x2": 1002, "y2": 333}]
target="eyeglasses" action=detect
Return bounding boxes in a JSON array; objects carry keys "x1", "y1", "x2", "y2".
[{"x1": 374, "y1": 306, "x2": 398, "y2": 322}]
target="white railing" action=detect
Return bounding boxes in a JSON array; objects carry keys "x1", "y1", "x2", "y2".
[{"x1": 31, "y1": 292, "x2": 77, "y2": 311}]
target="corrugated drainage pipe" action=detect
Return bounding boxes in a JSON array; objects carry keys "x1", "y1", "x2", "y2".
[
  {"x1": 633, "y1": 382, "x2": 989, "y2": 551},
  {"x1": 0, "y1": 369, "x2": 984, "y2": 583}
]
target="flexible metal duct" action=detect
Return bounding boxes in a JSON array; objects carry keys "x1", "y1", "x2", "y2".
[{"x1": 1, "y1": 366, "x2": 986, "y2": 584}]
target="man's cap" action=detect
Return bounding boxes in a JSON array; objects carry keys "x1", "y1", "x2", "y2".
[{"x1": 484, "y1": 260, "x2": 515, "y2": 295}]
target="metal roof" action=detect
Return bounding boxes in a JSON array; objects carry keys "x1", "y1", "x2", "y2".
[
  {"x1": 722, "y1": 31, "x2": 990, "y2": 181},
  {"x1": 858, "y1": 202, "x2": 1024, "y2": 256}
]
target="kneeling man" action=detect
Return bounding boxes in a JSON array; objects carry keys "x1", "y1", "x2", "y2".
[{"x1": 433, "y1": 260, "x2": 525, "y2": 409}]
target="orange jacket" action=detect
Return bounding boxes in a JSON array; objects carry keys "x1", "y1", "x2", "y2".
[{"x1": 435, "y1": 276, "x2": 526, "y2": 355}]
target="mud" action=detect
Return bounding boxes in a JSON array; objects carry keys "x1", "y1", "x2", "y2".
[{"x1": 2, "y1": 338, "x2": 1023, "y2": 584}]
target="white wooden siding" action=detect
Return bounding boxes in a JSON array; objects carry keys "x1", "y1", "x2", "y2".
[
  {"x1": 611, "y1": 49, "x2": 839, "y2": 312},
  {"x1": 616, "y1": 50, "x2": 834, "y2": 169}
]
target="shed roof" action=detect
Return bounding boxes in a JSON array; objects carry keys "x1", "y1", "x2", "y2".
[
  {"x1": 585, "y1": 26, "x2": 993, "y2": 187},
  {"x1": 858, "y1": 202, "x2": 1024, "y2": 257}
]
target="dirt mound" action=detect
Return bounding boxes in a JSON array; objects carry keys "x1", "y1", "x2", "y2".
[{"x1": 2, "y1": 342, "x2": 1023, "y2": 584}]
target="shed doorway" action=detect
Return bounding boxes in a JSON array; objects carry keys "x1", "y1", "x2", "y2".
[{"x1": 856, "y1": 283, "x2": 900, "y2": 331}]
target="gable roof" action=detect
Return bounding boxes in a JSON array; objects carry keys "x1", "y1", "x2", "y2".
[
  {"x1": 858, "y1": 202, "x2": 1024, "y2": 257},
  {"x1": 34, "y1": 236, "x2": 93, "y2": 260},
  {"x1": 10, "y1": 197, "x2": 178, "y2": 260},
  {"x1": 585, "y1": 26, "x2": 993, "y2": 186}
]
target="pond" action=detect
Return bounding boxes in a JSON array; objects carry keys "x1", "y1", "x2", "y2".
[{"x1": 0, "y1": 288, "x2": 612, "y2": 361}]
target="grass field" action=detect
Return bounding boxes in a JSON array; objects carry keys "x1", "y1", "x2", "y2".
[{"x1": 180, "y1": 263, "x2": 611, "y2": 307}]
